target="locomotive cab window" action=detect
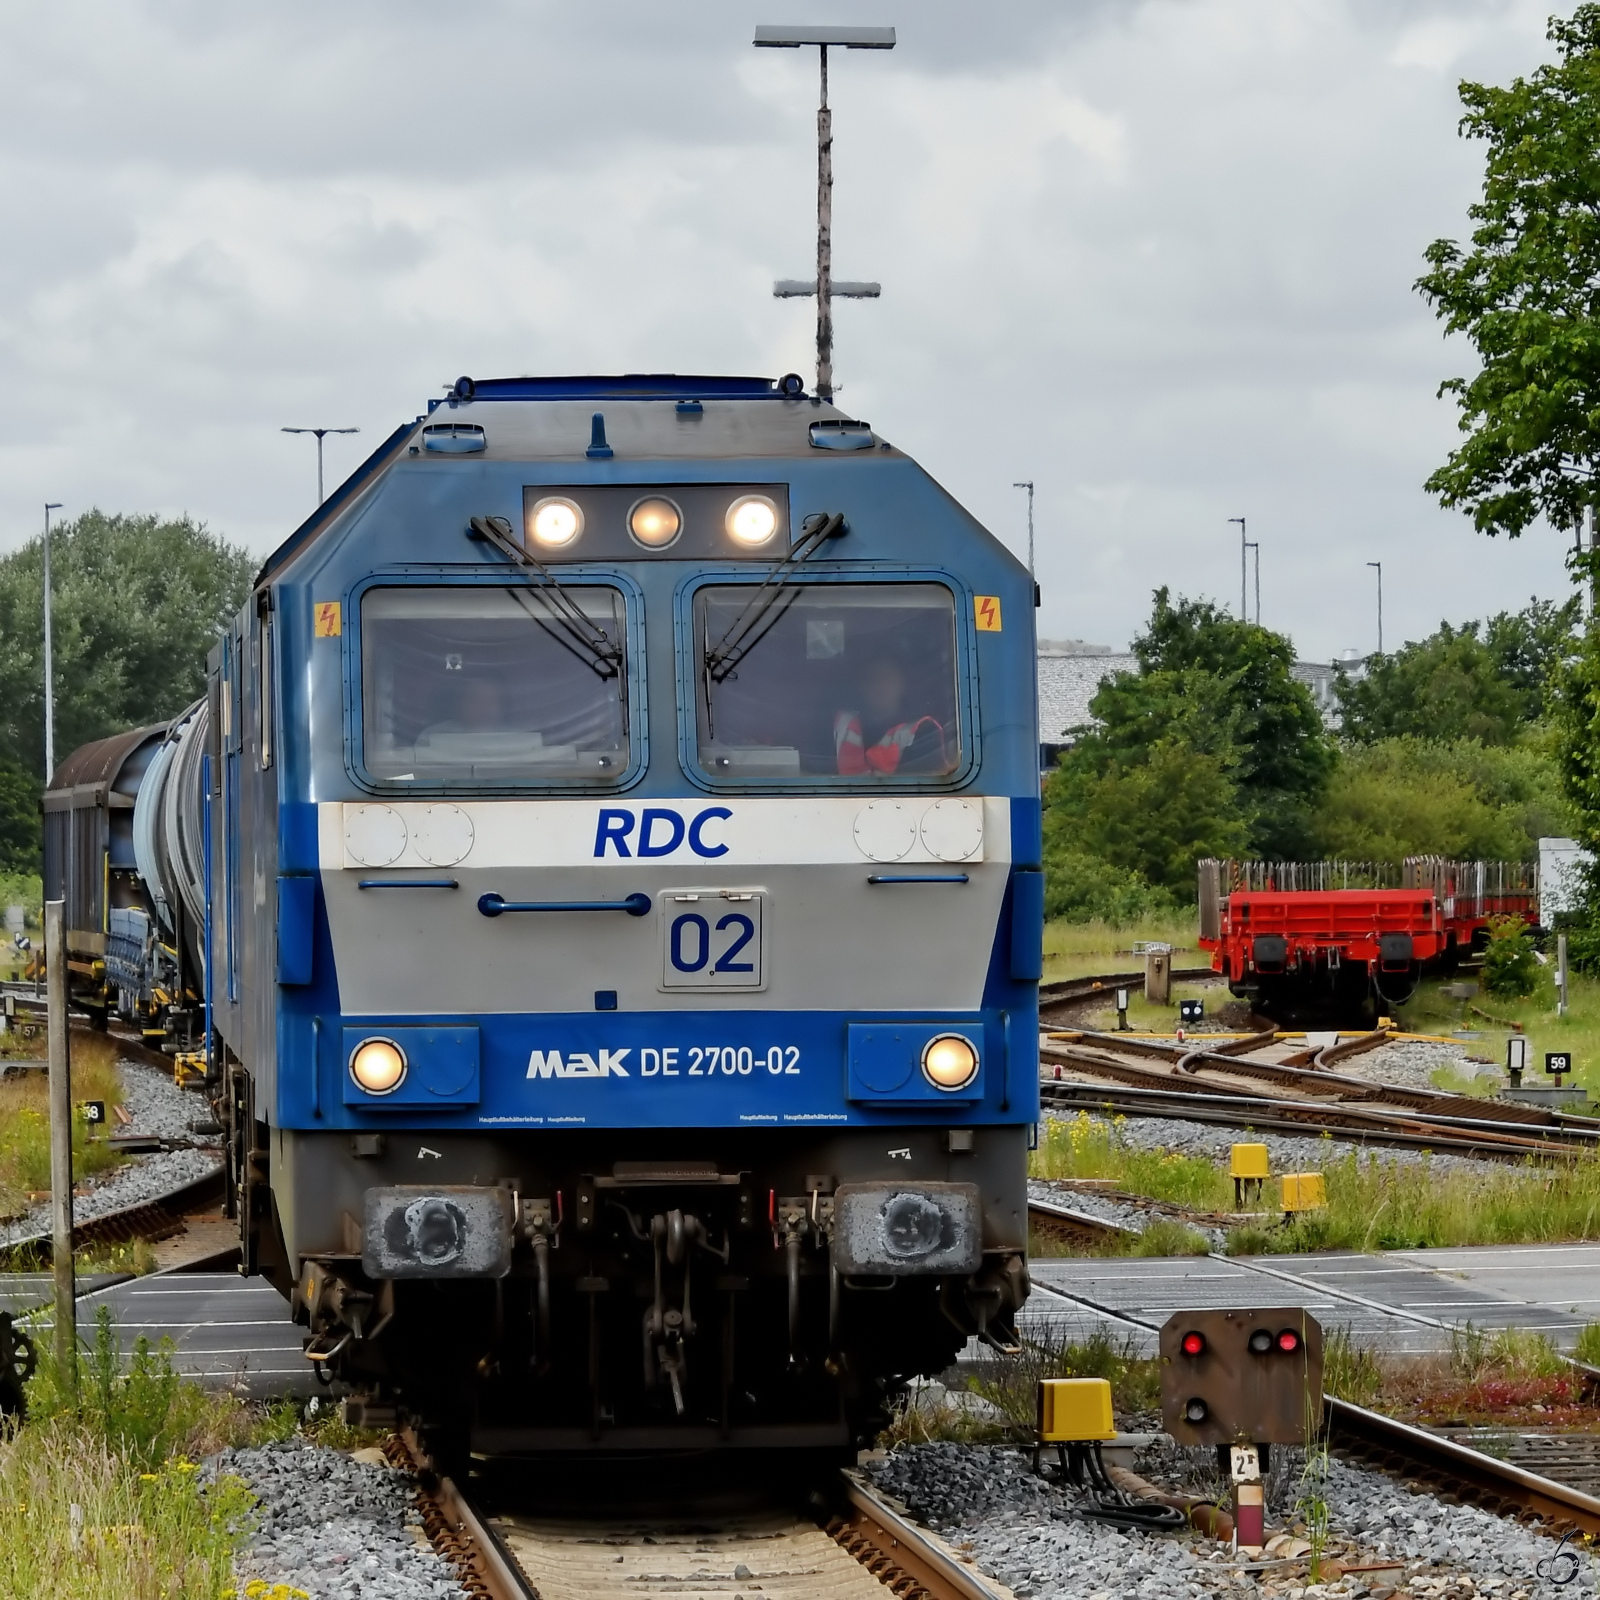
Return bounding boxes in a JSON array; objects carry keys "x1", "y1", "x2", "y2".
[
  {"x1": 361, "y1": 585, "x2": 630, "y2": 786},
  {"x1": 695, "y1": 582, "x2": 962, "y2": 782}
]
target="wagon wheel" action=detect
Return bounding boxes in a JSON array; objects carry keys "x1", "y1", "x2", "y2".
[{"x1": 6, "y1": 1329, "x2": 36, "y2": 1387}]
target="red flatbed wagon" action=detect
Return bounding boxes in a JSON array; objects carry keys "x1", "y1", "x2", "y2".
[{"x1": 1197, "y1": 858, "x2": 1538, "y2": 1026}]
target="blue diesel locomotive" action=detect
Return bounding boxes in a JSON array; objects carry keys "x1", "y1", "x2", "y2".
[{"x1": 45, "y1": 372, "x2": 1041, "y2": 1457}]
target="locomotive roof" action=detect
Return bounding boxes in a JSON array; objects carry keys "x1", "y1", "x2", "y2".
[{"x1": 259, "y1": 374, "x2": 879, "y2": 585}]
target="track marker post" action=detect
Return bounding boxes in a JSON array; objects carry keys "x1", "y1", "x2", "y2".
[{"x1": 44, "y1": 899, "x2": 75, "y2": 1402}]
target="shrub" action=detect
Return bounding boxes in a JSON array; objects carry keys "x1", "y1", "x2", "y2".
[
  {"x1": 1481, "y1": 914, "x2": 1543, "y2": 999},
  {"x1": 1042, "y1": 849, "x2": 1176, "y2": 925}
]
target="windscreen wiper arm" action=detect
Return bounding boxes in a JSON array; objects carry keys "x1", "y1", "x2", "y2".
[
  {"x1": 703, "y1": 511, "x2": 847, "y2": 684},
  {"x1": 468, "y1": 514, "x2": 622, "y2": 680}
]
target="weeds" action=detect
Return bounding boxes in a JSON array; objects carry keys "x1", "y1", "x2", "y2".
[
  {"x1": 1129, "y1": 1218, "x2": 1210, "y2": 1256},
  {"x1": 1033, "y1": 1113, "x2": 1230, "y2": 1210},
  {"x1": 0, "y1": 1420, "x2": 253, "y2": 1599},
  {"x1": 1322, "y1": 1328, "x2": 1383, "y2": 1408},
  {"x1": 1573, "y1": 1322, "x2": 1600, "y2": 1367},
  {"x1": 967, "y1": 1325, "x2": 1162, "y2": 1434},
  {"x1": 1035, "y1": 1113, "x2": 1600, "y2": 1254}
]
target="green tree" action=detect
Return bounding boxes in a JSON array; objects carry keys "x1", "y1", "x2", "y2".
[
  {"x1": 1047, "y1": 741, "x2": 1248, "y2": 895},
  {"x1": 1417, "y1": 6, "x2": 1600, "y2": 537},
  {"x1": 1060, "y1": 589, "x2": 1334, "y2": 860},
  {"x1": 1311, "y1": 737, "x2": 1571, "y2": 862},
  {"x1": 0, "y1": 511, "x2": 254, "y2": 871},
  {"x1": 1334, "y1": 599, "x2": 1577, "y2": 745}
]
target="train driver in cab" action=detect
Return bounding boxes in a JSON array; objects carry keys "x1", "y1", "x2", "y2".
[{"x1": 834, "y1": 655, "x2": 951, "y2": 776}]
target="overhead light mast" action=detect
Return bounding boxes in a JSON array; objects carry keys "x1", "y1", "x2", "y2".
[
  {"x1": 755, "y1": 25, "x2": 895, "y2": 400},
  {"x1": 282, "y1": 426, "x2": 360, "y2": 506},
  {"x1": 42, "y1": 502, "x2": 62, "y2": 781}
]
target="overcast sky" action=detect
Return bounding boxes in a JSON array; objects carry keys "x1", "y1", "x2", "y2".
[{"x1": 0, "y1": 0, "x2": 1581, "y2": 659}]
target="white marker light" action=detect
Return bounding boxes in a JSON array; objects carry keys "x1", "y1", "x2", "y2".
[
  {"x1": 528, "y1": 497, "x2": 583, "y2": 548},
  {"x1": 921, "y1": 1034, "x2": 979, "y2": 1091},
  {"x1": 725, "y1": 494, "x2": 779, "y2": 546},
  {"x1": 628, "y1": 496, "x2": 682, "y2": 549},
  {"x1": 350, "y1": 1037, "x2": 407, "y2": 1095}
]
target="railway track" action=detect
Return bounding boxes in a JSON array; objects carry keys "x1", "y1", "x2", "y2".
[
  {"x1": 1039, "y1": 1029, "x2": 1600, "y2": 1160},
  {"x1": 1039, "y1": 966, "x2": 1219, "y2": 1025},
  {"x1": 390, "y1": 1429, "x2": 999, "y2": 1600},
  {"x1": 1326, "y1": 1397, "x2": 1600, "y2": 1538}
]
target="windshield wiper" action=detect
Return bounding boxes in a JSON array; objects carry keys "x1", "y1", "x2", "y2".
[
  {"x1": 468, "y1": 514, "x2": 623, "y2": 681},
  {"x1": 703, "y1": 511, "x2": 847, "y2": 685}
]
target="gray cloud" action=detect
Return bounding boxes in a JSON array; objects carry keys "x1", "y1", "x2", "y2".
[{"x1": 0, "y1": 0, "x2": 1577, "y2": 659}]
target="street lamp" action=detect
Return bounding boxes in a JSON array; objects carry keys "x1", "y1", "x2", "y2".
[
  {"x1": 1013, "y1": 480, "x2": 1035, "y2": 579},
  {"x1": 1367, "y1": 561, "x2": 1383, "y2": 655},
  {"x1": 282, "y1": 427, "x2": 359, "y2": 506},
  {"x1": 1227, "y1": 517, "x2": 1247, "y2": 621},
  {"x1": 1246, "y1": 541, "x2": 1260, "y2": 625},
  {"x1": 755, "y1": 24, "x2": 895, "y2": 400},
  {"x1": 42, "y1": 503, "x2": 61, "y2": 780}
]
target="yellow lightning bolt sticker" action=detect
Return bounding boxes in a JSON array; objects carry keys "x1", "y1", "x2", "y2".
[
  {"x1": 974, "y1": 595, "x2": 1002, "y2": 632},
  {"x1": 313, "y1": 601, "x2": 342, "y2": 638}
]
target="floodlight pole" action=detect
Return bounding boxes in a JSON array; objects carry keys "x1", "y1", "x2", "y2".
[
  {"x1": 1367, "y1": 561, "x2": 1383, "y2": 655},
  {"x1": 42, "y1": 503, "x2": 62, "y2": 781},
  {"x1": 756, "y1": 25, "x2": 895, "y2": 400},
  {"x1": 282, "y1": 427, "x2": 359, "y2": 506},
  {"x1": 1013, "y1": 481, "x2": 1035, "y2": 579},
  {"x1": 1227, "y1": 517, "x2": 1246, "y2": 621}
]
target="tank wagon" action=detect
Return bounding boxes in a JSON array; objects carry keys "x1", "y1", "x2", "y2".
[
  {"x1": 1198, "y1": 857, "x2": 1538, "y2": 1025},
  {"x1": 46, "y1": 373, "x2": 1041, "y2": 1459}
]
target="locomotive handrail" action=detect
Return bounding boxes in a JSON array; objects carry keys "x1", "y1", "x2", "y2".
[
  {"x1": 866, "y1": 873, "x2": 970, "y2": 884},
  {"x1": 358, "y1": 878, "x2": 459, "y2": 889},
  {"x1": 477, "y1": 892, "x2": 652, "y2": 918}
]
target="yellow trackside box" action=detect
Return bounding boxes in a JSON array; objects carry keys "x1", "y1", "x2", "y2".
[
  {"x1": 1281, "y1": 1173, "x2": 1327, "y2": 1212},
  {"x1": 1229, "y1": 1143, "x2": 1271, "y2": 1181},
  {"x1": 1038, "y1": 1377, "x2": 1116, "y2": 1442}
]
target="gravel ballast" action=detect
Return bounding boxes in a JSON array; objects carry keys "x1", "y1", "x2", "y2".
[
  {"x1": 867, "y1": 1440, "x2": 1595, "y2": 1599},
  {"x1": 215, "y1": 1441, "x2": 468, "y2": 1600}
]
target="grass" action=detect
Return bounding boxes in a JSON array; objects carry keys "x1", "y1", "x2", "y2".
[
  {"x1": 1031, "y1": 1109, "x2": 1600, "y2": 1253},
  {"x1": 1325, "y1": 1324, "x2": 1594, "y2": 1430},
  {"x1": 0, "y1": 1305, "x2": 384, "y2": 1597},
  {"x1": 1396, "y1": 966, "x2": 1600, "y2": 1099},
  {"x1": 1042, "y1": 912, "x2": 1199, "y2": 982},
  {"x1": 0, "y1": 1308, "x2": 264, "y2": 1598},
  {"x1": 0, "y1": 1031, "x2": 128, "y2": 1217},
  {"x1": 879, "y1": 1325, "x2": 1163, "y2": 1447}
]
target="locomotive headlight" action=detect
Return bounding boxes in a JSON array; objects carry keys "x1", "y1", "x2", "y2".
[
  {"x1": 350, "y1": 1037, "x2": 407, "y2": 1095},
  {"x1": 921, "y1": 1034, "x2": 979, "y2": 1091},
  {"x1": 628, "y1": 495, "x2": 682, "y2": 549},
  {"x1": 527, "y1": 496, "x2": 583, "y2": 548},
  {"x1": 725, "y1": 494, "x2": 779, "y2": 547}
]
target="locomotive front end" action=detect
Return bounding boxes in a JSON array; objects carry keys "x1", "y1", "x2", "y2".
[{"x1": 214, "y1": 376, "x2": 1039, "y2": 1456}]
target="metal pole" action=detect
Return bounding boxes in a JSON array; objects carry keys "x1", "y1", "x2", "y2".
[
  {"x1": 1227, "y1": 518, "x2": 1246, "y2": 620},
  {"x1": 1559, "y1": 931, "x2": 1569, "y2": 1019},
  {"x1": 282, "y1": 428, "x2": 358, "y2": 507},
  {"x1": 1252, "y1": 542, "x2": 1260, "y2": 625},
  {"x1": 45, "y1": 899, "x2": 75, "y2": 1399},
  {"x1": 42, "y1": 503, "x2": 61, "y2": 781},
  {"x1": 1367, "y1": 562, "x2": 1383, "y2": 654},
  {"x1": 1013, "y1": 481, "x2": 1035, "y2": 578},
  {"x1": 816, "y1": 44, "x2": 833, "y2": 401}
]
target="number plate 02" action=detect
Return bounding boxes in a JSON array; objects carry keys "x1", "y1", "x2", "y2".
[{"x1": 661, "y1": 891, "x2": 765, "y2": 991}]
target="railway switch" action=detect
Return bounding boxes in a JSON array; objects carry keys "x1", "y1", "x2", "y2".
[
  {"x1": 1033, "y1": 1377, "x2": 1185, "y2": 1531},
  {"x1": 1280, "y1": 1173, "x2": 1326, "y2": 1213},
  {"x1": 1160, "y1": 1308, "x2": 1323, "y2": 1447},
  {"x1": 1037, "y1": 1377, "x2": 1115, "y2": 1443},
  {"x1": 1229, "y1": 1143, "x2": 1270, "y2": 1208}
]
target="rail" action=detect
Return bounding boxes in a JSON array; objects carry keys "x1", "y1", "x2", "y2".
[{"x1": 1325, "y1": 1396, "x2": 1600, "y2": 1537}]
